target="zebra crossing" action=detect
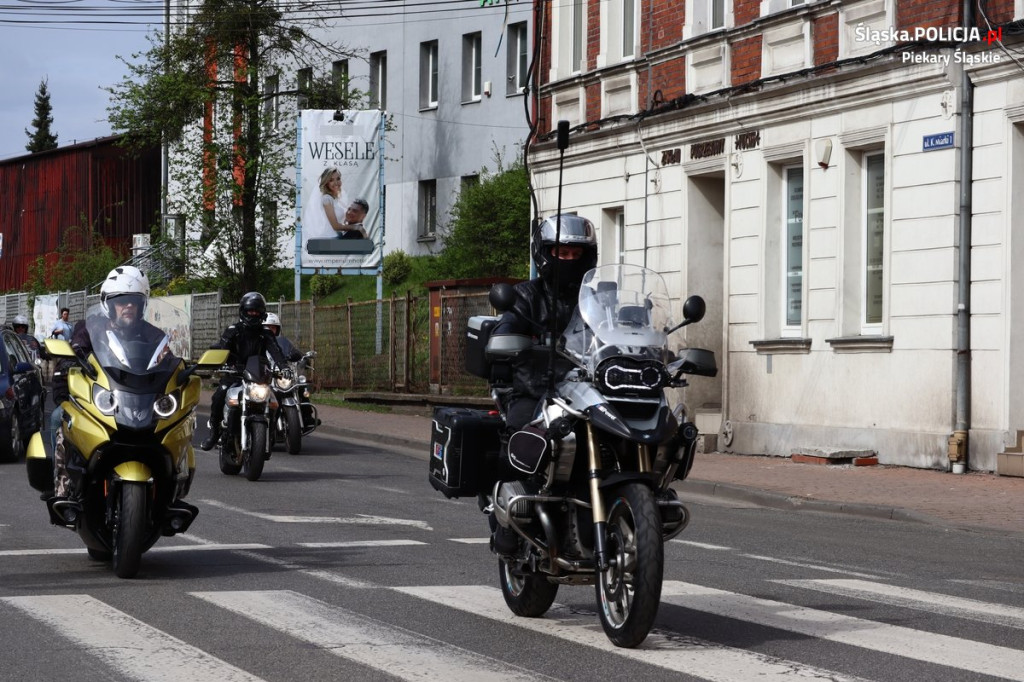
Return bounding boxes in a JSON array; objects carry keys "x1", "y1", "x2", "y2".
[{"x1": 2, "y1": 565, "x2": 1022, "y2": 681}]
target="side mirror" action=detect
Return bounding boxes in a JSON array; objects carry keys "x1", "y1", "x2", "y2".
[
  {"x1": 682, "y1": 296, "x2": 706, "y2": 324},
  {"x1": 489, "y1": 283, "x2": 517, "y2": 313}
]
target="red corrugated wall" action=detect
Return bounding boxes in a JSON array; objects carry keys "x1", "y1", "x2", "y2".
[{"x1": 0, "y1": 136, "x2": 161, "y2": 291}]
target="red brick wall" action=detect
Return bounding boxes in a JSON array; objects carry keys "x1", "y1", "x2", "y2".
[
  {"x1": 813, "y1": 12, "x2": 839, "y2": 66},
  {"x1": 644, "y1": 0, "x2": 684, "y2": 52},
  {"x1": 587, "y1": 0, "x2": 601, "y2": 71},
  {"x1": 896, "y1": 0, "x2": 960, "y2": 30},
  {"x1": 641, "y1": 57, "x2": 687, "y2": 106},
  {"x1": 734, "y1": 0, "x2": 761, "y2": 28},
  {"x1": 976, "y1": 0, "x2": 1015, "y2": 24},
  {"x1": 731, "y1": 35, "x2": 762, "y2": 85},
  {"x1": 538, "y1": 94, "x2": 552, "y2": 137},
  {"x1": 586, "y1": 82, "x2": 602, "y2": 123}
]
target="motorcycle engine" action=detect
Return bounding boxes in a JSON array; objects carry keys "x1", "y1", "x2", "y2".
[{"x1": 494, "y1": 480, "x2": 535, "y2": 528}]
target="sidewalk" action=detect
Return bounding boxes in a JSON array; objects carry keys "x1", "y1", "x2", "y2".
[{"x1": 213, "y1": 391, "x2": 1024, "y2": 537}]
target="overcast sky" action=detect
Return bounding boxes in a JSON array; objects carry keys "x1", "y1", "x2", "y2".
[{"x1": 0, "y1": 1, "x2": 161, "y2": 161}]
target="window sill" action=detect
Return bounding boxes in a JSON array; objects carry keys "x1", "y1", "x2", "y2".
[
  {"x1": 417, "y1": 234, "x2": 437, "y2": 243},
  {"x1": 750, "y1": 338, "x2": 811, "y2": 354},
  {"x1": 419, "y1": 104, "x2": 438, "y2": 113},
  {"x1": 825, "y1": 336, "x2": 894, "y2": 353},
  {"x1": 461, "y1": 97, "x2": 482, "y2": 106}
]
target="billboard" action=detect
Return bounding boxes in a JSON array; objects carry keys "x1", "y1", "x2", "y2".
[{"x1": 298, "y1": 109, "x2": 384, "y2": 271}]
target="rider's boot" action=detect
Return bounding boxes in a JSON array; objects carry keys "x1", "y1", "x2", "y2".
[{"x1": 200, "y1": 423, "x2": 222, "y2": 451}]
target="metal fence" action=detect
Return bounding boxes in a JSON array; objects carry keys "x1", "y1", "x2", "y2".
[{"x1": 437, "y1": 291, "x2": 493, "y2": 396}]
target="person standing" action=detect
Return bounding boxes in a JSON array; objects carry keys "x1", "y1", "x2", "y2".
[{"x1": 51, "y1": 307, "x2": 73, "y2": 341}]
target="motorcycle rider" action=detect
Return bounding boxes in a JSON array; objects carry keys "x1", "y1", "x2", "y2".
[
  {"x1": 487, "y1": 215, "x2": 597, "y2": 552},
  {"x1": 263, "y1": 313, "x2": 303, "y2": 363},
  {"x1": 200, "y1": 292, "x2": 289, "y2": 451},
  {"x1": 53, "y1": 266, "x2": 163, "y2": 501},
  {"x1": 12, "y1": 314, "x2": 45, "y2": 361}
]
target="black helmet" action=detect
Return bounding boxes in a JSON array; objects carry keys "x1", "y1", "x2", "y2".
[
  {"x1": 239, "y1": 292, "x2": 268, "y2": 327},
  {"x1": 531, "y1": 215, "x2": 598, "y2": 291}
]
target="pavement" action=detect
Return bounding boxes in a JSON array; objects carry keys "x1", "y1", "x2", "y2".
[{"x1": 202, "y1": 390, "x2": 1024, "y2": 537}]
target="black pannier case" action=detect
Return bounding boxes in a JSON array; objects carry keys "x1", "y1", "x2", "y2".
[{"x1": 429, "y1": 406, "x2": 502, "y2": 499}]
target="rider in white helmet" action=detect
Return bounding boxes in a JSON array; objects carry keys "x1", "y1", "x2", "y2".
[
  {"x1": 263, "y1": 312, "x2": 303, "y2": 362},
  {"x1": 12, "y1": 314, "x2": 43, "y2": 359}
]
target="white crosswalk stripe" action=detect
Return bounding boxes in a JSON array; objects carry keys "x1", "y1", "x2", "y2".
[
  {"x1": 660, "y1": 580, "x2": 1024, "y2": 681},
  {"x1": 0, "y1": 594, "x2": 264, "y2": 682},
  {"x1": 191, "y1": 590, "x2": 554, "y2": 681},
  {"x1": 394, "y1": 584, "x2": 869, "y2": 681}
]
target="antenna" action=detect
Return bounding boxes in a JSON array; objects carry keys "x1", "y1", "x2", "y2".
[{"x1": 548, "y1": 120, "x2": 570, "y2": 388}]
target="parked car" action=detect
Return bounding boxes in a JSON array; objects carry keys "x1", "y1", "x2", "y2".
[{"x1": 0, "y1": 329, "x2": 45, "y2": 462}]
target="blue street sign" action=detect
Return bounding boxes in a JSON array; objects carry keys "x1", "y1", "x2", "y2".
[{"x1": 923, "y1": 132, "x2": 954, "y2": 151}]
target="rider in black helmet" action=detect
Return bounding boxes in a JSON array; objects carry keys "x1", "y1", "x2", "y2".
[{"x1": 200, "y1": 292, "x2": 289, "y2": 451}]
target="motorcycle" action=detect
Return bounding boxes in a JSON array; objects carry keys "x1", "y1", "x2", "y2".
[
  {"x1": 216, "y1": 355, "x2": 284, "y2": 481},
  {"x1": 430, "y1": 263, "x2": 717, "y2": 647},
  {"x1": 25, "y1": 300, "x2": 228, "y2": 579},
  {"x1": 270, "y1": 350, "x2": 319, "y2": 454}
]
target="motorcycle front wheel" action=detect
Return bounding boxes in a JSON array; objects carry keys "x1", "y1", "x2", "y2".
[
  {"x1": 112, "y1": 481, "x2": 148, "y2": 579},
  {"x1": 595, "y1": 481, "x2": 664, "y2": 648},
  {"x1": 283, "y1": 406, "x2": 302, "y2": 455},
  {"x1": 499, "y1": 559, "x2": 558, "y2": 617},
  {"x1": 242, "y1": 421, "x2": 268, "y2": 481}
]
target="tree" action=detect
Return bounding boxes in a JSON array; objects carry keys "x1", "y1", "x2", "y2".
[
  {"x1": 107, "y1": 1, "x2": 357, "y2": 300},
  {"x1": 25, "y1": 78, "x2": 58, "y2": 153},
  {"x1": 24, "y1": 222, "x2": 121, "y2": 294},
  {"x1": 437, "y1": 159, "x2": 532, "y2": 280}
]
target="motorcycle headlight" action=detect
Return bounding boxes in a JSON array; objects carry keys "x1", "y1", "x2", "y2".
[
  {"x1": 154, "y1": 391, "x2": 179, "y2": 419},
  {"x1": 246, "y1": 383, "x2": 271, "y2": 402},
  {"x1": 92, "y1": 385, "x2": 118, "y2": 416},
  {"x1": 595, "y1": 357, "x2": 667, "y2": 396},
  {"x1": 274, "y1": 376, "x2": 294, "y2": 391}
]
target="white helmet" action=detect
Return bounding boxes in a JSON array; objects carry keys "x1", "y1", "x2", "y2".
[
  {"x1": 264, "y1": 312, "x2": 281, "y2": 335},
  {"x1": 100, "y1": 265, "x2": 150, "y2": 325},
  {"x1": 12, "y1": 314, "x2": 29, "y2": 328}
]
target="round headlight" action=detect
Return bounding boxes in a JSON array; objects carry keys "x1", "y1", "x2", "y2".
[
  {"x1": 246, "y1": 383, "x2": 271, "y2": 402},
  {"x1": 92, "y1": 385, "x2": 118, "y2": 415},
  {"x1": 274, "y1": 376, "x2": 294, "y2": 391},
  {"x1": 154, "y1": 392, "x2": 179, "y2": 419}
]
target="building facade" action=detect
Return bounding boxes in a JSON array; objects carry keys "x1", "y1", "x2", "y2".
[{"x1": 527, "y1": 0, "x2": 1024, "y2": 471}]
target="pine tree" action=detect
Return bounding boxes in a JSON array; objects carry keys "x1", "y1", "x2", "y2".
[{"x1": 25, "y1": 78, "x2": 59, "y2": 153}]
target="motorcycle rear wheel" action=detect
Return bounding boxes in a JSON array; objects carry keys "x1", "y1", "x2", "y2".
[
  {"x1": 242, "y1": 422, "x2": 268, "y2": 481},
  {"x1": 284, "y1": 406, "x2": 302, "y2": 455},
  {"x1": 596, "y1": 482, "x2": 663, "y2": 648},
  {"x1": 112, "y1": 482, "x2": 147, "y2": 579},
  {"x1": 499, "y1": 559, "x2": 559, "y2": 617}
]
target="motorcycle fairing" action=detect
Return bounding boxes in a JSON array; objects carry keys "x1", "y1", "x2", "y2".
[{"x1": 114, "y1": 460, "x2": 152, "y2": 482}]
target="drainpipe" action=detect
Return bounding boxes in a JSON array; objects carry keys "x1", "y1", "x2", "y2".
[{"x1": 949, "y1": 0, "x2": 974, "y2": 474}]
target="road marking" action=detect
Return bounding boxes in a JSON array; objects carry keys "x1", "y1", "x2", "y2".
[
  {"x1": 740, "y1": 553, "x2": 881, "y2": 578},
  {"x1": 671, "y1": 540, "x2": 733, "y2": 550},
  {"x1": 0, "y1": 543, "x2": 270, "y2": 557},
  {"x1": 950, "y1": 578, "x2": 1024, "y2": 595},
  {"x1": 660, "y1": 581, "x2": 1024, "y2": 681},
  {"x1": 395, "y1": 585, "x2": 867, "y2": 681},
  {"x1": 778, "y1": 578, "x2": 1024, "y2": 629},
  {"x1": 0, "y1": 594, "x2": 264, "y2": 682},
  {"x1": 297, "y1": 540, "x2": 427, "y2": 548},
  {"x1": 450, "y1": 538, "x2": 490, "y2": 544},
  {"x1": 192, "y1": 590, "x2": 554, "y2": 682},
  {"x1": 0, "y1": 548, "x2": 87, "y2": 556},
  {"x1": 200, "y1": 499, "x2": 432, "y2": 530}
]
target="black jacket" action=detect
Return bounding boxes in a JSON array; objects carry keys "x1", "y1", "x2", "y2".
[{"x1": 213, "y1": 322, "x2": 288, "y2": 370}]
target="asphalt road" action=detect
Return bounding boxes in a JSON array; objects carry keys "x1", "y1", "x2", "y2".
[{"x1": 1, "y1": 426, "x2": 1022, "y2": 682}]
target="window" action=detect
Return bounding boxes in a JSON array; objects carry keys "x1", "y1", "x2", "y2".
[
  {"x1": 622, "y1": 0, "x2": 635, "y2": 58},
  {"x1": 370, "y1": 51, "x2": 387, "y2": 110},
  {"x1": 297, "y1": 67, "x2": 312, "y2": 110},
  {"x1": 332, "y1": 59, "x2": 349, "y2": 104},
  {"x1": 420, "y1": 41, "x2": 439, "y2": 109},
  {"x1": 263, "y1": 74, "x2": 279, "y2": 129},
  {"x1": 782, "y1": 166, "x2": 804, "y2": 333},
  {"x1": 419, "y1": 180, "x2": 437, "y2": 238},
  {"x1": 711, "y1": 0, "x2": 726, "y2": 29},
  {"x1": 863, "y1": 153, "x2": 885, "y2": 329},
  {"x1": 507, "y1": 22, "x2": 528, "y2": 95},
  {"x1": 462, "y1": 32, "x2": 482, "y2": 103},
  {"x1": 572, "y1": 0, "x2": 584, "y2": 72},
  {"x1": 688, "y1": 0, "x2": 728, "y2": 36}
]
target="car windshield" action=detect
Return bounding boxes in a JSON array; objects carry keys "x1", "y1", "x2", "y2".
[
  {"x1": 84, "y1": 300, "x2": 183, "y2": 376},
  {"x1": 562, "y1": 264, "x2": 674, "y2": 369}
]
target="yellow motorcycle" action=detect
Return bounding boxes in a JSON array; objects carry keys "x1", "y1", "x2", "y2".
[{"x1": 25, "y1": 300, "x2": 226, "y2": 578}]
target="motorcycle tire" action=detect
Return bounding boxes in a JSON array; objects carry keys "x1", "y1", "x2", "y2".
[
  {"x1": 595, "y1": 481, "x2": 664, "y2": 648},
  {"x1": 499, "y1": 559, "x2": 559, "y2": 617},
  {"x1": 284, "y1": 406, "x2": 302, "y2": 455},
  {"x1": 242, "y1": 422, "x2": 268, "y2": 481},
  {"x1": 87, "y1": 547, "x2": 112, "y2": 561},
  {"x1": 112, "y1": 481, "x2": 148, "y2": 579},
  {"x1": 219, "y1": 437, "x2": 242, "y2": 476}
]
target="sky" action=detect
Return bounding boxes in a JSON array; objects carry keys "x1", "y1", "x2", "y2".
[{"x1": 0, "y1": 1, "x2": 162, "y2": 161}]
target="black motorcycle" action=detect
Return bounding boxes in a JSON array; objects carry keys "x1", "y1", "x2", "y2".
[
  {"x1": 270, "y1": 350, "x2": 319, "y2": 454},
  {"x1": 217, "y1": 355, "x2": 284, "y2": 481},
  {"x1": 430, "y1": 263, "x2": 716, "y2": 647}
]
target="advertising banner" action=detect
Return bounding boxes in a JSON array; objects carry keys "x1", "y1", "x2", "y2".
[{"x1": 298, "y1": 109, "x2": 383, "y2": 271}]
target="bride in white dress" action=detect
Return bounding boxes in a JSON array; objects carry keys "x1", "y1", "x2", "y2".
[{"x1": 302, "y1": 166, "x2": 350, "y2": 250}]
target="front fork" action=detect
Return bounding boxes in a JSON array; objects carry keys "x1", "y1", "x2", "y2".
[{"x1": 587, "y1": 423, "x2": 652, "y2": 572}]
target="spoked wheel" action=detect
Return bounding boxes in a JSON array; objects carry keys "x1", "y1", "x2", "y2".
[
  {"x1": 499, "y1": 558, "x2": 559, "y2": 617},
  {"x1": 242, "y1": 421, "x2": 268, "y2": 481},
  {"x1": 284, "y1": 406, "x2": 302, "y2": 454},
  {"x1": 112, "y1": 482, "x2": 148, "y2": 579},
  {"x1": 595, "y1": 482, "x2": 664, "y2": 648}
]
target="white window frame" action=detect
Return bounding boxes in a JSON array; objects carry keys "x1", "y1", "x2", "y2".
[
  {"x1": 462, "y1": 32, "x2": 483, "y2": 103},
  {"x1": 781, "y1": 165, "x2": 804, "y2": 336},
  {"x1": 332, "y1": 59, "x2": 349, "y2": 103},
  {"x1": 861, "y1": 152, "x2": 886, "y2": 333},
  {"x1": 572, "y1": 0, "x2": 585, "y2": 73},
  {"x1": 622, "y1": 0, "x2": 636, "y2": 58},
  {"x1": 370, "y1": 51, "x2": 387, "y2": 110},
  {"x1": 687, "y1": 0, "x2": 730, "y2": 38},
  {"x1": 507, "y1": 22, "x2": 528, "y2": 95},
  {"x1": 420, "y1": 41, "x2": 439, "y2": 110}
]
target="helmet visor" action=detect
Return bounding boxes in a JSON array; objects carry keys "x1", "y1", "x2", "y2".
[
  {"x1": 107, "y1": 293, "x2": 146, "y2": 311},
  {"x1": 537, "y1": 216, "x2": 596, "y2": 246}
]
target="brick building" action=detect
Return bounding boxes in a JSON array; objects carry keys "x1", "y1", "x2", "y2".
[{"x1": 526, "y1": 0, "x2": 1024, "y2": 472}]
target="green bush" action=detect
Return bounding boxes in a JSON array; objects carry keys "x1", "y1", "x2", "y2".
[
  {"x1": 310, "y1": 273, "x2": 344, "y2": 300},
  {"x1": 383, "y1": 250, "x2": 413, "y2": 287}
]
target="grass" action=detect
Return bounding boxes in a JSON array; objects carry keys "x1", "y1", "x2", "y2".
[{"x1": 317, "y1": 255, "x2": 443, "y2": 305}]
